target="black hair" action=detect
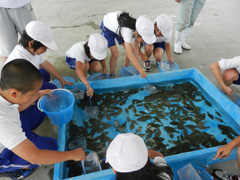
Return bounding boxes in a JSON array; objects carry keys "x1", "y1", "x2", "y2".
[
  {"x1": 117, "y1": 12, "x2": 136, "y2": 44},
  {"x1": 84, "y1": 42, "x2": 91, "y2": 59},
  {"x1": 19, "y1": 30, "x2": 46, "y2": 52},
  {"x1": 115, "y1": 158, "x2": 173, "y2": 180},
  {"x1": 0, "y1": 59, "x2": 42, "y2": 94}
]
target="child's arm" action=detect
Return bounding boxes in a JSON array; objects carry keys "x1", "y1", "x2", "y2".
[
  {"x1": 123, "y1": 42, "x2": 147, "y2": 78},
  {"x1": 164, "y1": 42, "x2": 174, "y2": 63},
  {"x1": 210, "y1": 62, "x2": 233, "y2": 95},
  {"x1": 40, "y1": 60, "x2": 73, "y2": 88},
  {"x1": 18, "y1": 89, "x2": 52, "y2": 112},
  {"x1": 213, "y1": 136, "x2": 240, "y2": 160},
  {"x1": 100, "y1": 59, "x2": 107, "y2": 74},
  {"x1": 75, "y1": 61, "x2": 94, "y2": 98},
  {"x1": 12, "y1": 139, "x2": 85, "y2": 165},
  {"x1": 148, "y1": 149, "x2": 164, "y2": 159}
]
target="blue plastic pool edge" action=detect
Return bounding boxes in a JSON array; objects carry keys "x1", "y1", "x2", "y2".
[{"x1": 54, "y1": 68, "x2": 240, "y2": 180}]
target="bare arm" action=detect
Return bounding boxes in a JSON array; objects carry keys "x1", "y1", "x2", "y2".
[
  {"x1": 18, "y1": 89, "x2": 52, "y2": 112},
  {"x1": 213, "y1": 136, "x2": 240, "y2": 160},
  {"x1": 40, "y1": 60, "x2": 73, "y2": 88},
  {"x1": 75, "y1": 61, "x2": 94, "y2": 98},
  {"x1": 123, "y1": 42, "x2": 147, "y2": 78},
  {"x1": 12, "y1": 139, "x2": 85, "y2": 165},
  {"x1": 210, "y1": 62, "x2": 233, "y2": 94},
  {"x1": 165, "y1": 43, "x2": 174, "y2": 63},
  {"x1": 148, "y1": 149, "x2": 164, "y2": 159}
]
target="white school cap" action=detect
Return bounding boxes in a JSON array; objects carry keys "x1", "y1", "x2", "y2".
[
  {"x1": 26, "y1": 21, "x2": 58, "y2": 51},
  {"x1": 136, "y1": 16, "x2": 156, "y2": 44},
  {"x1": 88, "y1": 33, "x2": 107, "y2": 60},
  {"x1": 106, "y1": 133, "x2": 148, "y2": 173},
  {"x1": 157, "y1": 14, "x2": 172, "y2": 38}
]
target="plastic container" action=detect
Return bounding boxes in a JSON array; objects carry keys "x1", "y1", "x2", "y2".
[
  {"x1": 143, "y1": 84, "x2": 158, "y2": 94},
  {"x1": 81, "y1": 152, "x2": 102, "y2": 174},
  {"x1": 52, "y1": 76, "x2": 76, "y2": 88},
  {"x1": 37, "y1": 89, "x2": 75, "y2": 125},
  {"x1": 83, "y1": 106, "x2": 99, "y2": 119},
  {"x1": 120, "y1": 67, "x2": 140, "y2": 77},
  {"x1": 88, "y1": 72, "x2": 110, "y2": 81},
  {"x1": 68, "y1": 136, "x2": 87, "y2": 151},
  {"x1": 69, "y1": 88, "x2": 85, "y2": 100},
  {"x1": 158, "y1": 61, "x2": 180, "y2": 72},
  {"x1": 174, "y1": 163, "x2": 213, "y2": 180}
]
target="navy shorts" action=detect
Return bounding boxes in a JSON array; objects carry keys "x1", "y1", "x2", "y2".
[
  {"x1": 66, "y1": 56, "x2": 98, "y2": 70},
  {"x1": 153, "y1": 42, "x2": 165, "y2": 51},
  {"x1": 233, "y1": 73, "x2": 240, "y2": 85},
  {"x1": 39, "y1": 68, "x2": 57, "y2": 90},
  {"x1": 100, "y1": 21, "x2": 121, "y2": 48}
]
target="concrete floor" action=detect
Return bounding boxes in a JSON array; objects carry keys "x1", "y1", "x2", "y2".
[{"x1": 1, "y1": 0, "x2": 240, "y2": 179}]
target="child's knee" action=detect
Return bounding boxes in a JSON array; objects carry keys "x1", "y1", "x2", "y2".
[
  {"x1": 145, "y1": 44, "x2": 154, "y2": 54},
  {"x1": 111, "y1": 52, "x2": 119, "y2": 60}
]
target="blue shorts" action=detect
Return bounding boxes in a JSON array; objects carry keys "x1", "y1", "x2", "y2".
[
  {"x1": 0, "y1": 104, "x2": 58, "y2": 173},
  {"x1": 153, "y1": 42, "x2": 165, "y2": 51},
  {"x1": 233, "y1": 73, "x2": 240, "y2": 85},
  {"x1": 66, "y1": 56, "x2": 98, "y2": 70},
  {"x1": 39, "y1": 68, "x2": 57, "y2": 90},
  {"x1": 100, "y1": 21, "x2": 121, "y2": 48}
]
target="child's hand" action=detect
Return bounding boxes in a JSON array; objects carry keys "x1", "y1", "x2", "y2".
[
  {"x1": 85, "y1": 84, "x2": 94, "y2": 98},
  {"x1": 168, "y1": 58, "x2": 174, "y2": 64},
  {"x1": 222, "y1": 86, "x2": 233, "y2": 95},
  {"x1": 60, "y1": 80, "x2": 74, "y2": 88},
  {"x1": 140, "y1": 69, "x2": 147, "y2": 78},
  {"x1": 71, "y1": 148, "x2": 86, "y2": 161},
  {"x1": 37, "y1": 89, "x2": 52, "y2": 98},
  {"x1": 213, "y1": 145, "x2": 232, "y2": 160}
]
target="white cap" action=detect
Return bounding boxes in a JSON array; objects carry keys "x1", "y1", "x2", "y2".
[
  {"x1": 88, "y1": 33, "x2": 107, "y2": 60},
  {"x1": 26, "y1": 21, "x2": 57, "y2": 51},
  {"x1": 157, "y1": 14, "x2": 172, "y2": 38},
  {"x1": 136, "y1": 16, "x2": 156, "y2": 44},
  {"x1": 106, "y1": 133, "x2": 148, "y2": 173}
]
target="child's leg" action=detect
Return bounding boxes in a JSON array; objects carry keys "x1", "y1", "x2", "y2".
[
  {"x1": 145, "y1": 44, "x2": 154, "y2": 59},
  {"x1": 82, "y1": 61, "x2": 90, "y2": 74},
  {"x1": 39, "y1": 68, "x2": 57, "y2": 90},
  {"x1": 123, "y1": 53, "x2": 130, "y2": 67},
  {"x1": 109, "y1": 46, "x2": 119, "y2": 75},
  {"x1": 222, "y1": 69, "x2": 239, "y2": 86},
  {"x1": 237, "y1": 146, "x2": 240, "y2": 174},
  {"x1": 89, "y1": 60, "x2": 101, "y2": 74},
  {"x1": 153, "y1": 42, "x2": 165, "y2": 64}
]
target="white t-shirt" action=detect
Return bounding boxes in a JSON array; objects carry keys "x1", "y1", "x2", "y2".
[
  {"x1": 66, "y1": 41, "x2": 91, "y2": 64},
  {"x1": 154, "y1": 156, "x2": 172, "y2": 180},
  {"x1": 218, "y1": 56, "x2": 240, "y2": 73},
  {"x1": 155, "y1": 35, "x2": 171, "y2": 44},
  {"x1": 0, "y1": 0, "x2": 30, "y2": 8},
  {"x1": 103, "y1": 11, "x2": 134, "y2": 44},
  {"x1": 5, "y1": 45, "x2": 45, "y2": 69},
  {"x1": 0, "y1": 95, "x2": 27, "y2": 154}
]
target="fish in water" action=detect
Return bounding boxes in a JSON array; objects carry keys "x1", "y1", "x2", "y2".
[{"x1": 113, "y1": 120, "x2": 120, "y2": 131}]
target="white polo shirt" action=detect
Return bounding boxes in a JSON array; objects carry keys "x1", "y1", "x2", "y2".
[
  {"x1": 103, "y1": 11, "x2": 134, "y2": 44},
  {"x1": 155, "y1": 34, "x2": 171, "y2": 44},
  {"x1": 66, "y1": 41, "x2": 92, "y2": 64},
  {"x1": 218, "y1": 56, "x2": 240, "y2": 73},
  {"x1": 0, "y1": 0, "x2": 30, "y2": 8},
  {"x1": 0, "y1": 95, "x2": 26, "y2": 154},
  {"x1": 5, "y1": 45, "x2": 45, "y2": 69}
]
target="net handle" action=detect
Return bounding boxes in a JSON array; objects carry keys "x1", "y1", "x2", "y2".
[{"x1": 37, "y1": 88, "x2": 72, "y2": 112}]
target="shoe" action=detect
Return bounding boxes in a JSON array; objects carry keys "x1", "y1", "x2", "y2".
[
  {"x1": 154, "y1": 59, "x2": 161, "y2": 66},
  {"x1": 143, "y1": 60, "x2": 151, "y2": 72},
  {"x1": 110, "y1": 74, "x2": 116, "y2": 79},
  {"x1": 0, "y1": 168, "x2": 33, "y2": 180},
  {"x1": 181, "y1": 38, "x2": 191, "y2": 50},
  {"x1": 211, "y1": 169, "x2": 239, "y2": 180}
]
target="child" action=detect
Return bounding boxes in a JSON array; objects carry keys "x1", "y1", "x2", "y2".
[
  {"x1": 212, "y1": 136, "x2": 240, "y2": 180},
  {"x1": 143, "y1": 14, "x2": 174, "y2": 72},
  {"x1": 210, "y1": 56, "x2": 240, "y2": 95},
  {"x1": 66, "y1": 33, "x2": 108, "y2": 98},
  {"x1": 0, "y1": 60, "x2": 85, "y2": 179},
  {"x1": 106, "y1": 133, "x2": 173, "y2": 180},
  {"x1": 100, "y1": 11, "x2": 156, "y2": 78},
  {"x1": 5, "y1": 20, "x2": 72, "y2": 90}
]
